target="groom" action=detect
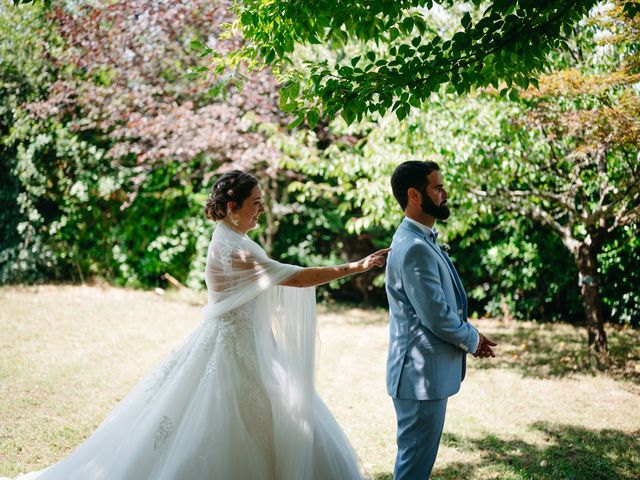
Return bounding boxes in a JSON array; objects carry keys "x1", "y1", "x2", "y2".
[{"x1": 385, "y1": 160, "x2": 496, "y2": 479}]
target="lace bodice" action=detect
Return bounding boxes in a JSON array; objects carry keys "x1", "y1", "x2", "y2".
[{"x1": 216, "y1": 301, "x2": 257, "y2": 330}]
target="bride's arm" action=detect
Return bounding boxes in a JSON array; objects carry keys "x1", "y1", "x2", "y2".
[{"x1": 280, "y1": 248, "x2": 390, "y2": 288}]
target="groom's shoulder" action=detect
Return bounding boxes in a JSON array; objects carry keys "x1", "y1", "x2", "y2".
[{"x1": 392, "y1": 227, "x2": 430, "y2": 254}]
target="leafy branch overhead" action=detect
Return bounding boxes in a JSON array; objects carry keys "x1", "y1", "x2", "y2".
[{"x1": 216, "y1": 0, "x2": 624, "y2": 126}]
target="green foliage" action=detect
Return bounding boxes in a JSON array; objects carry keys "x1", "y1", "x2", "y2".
[
  {"x1": 599, "y1": 225, "x2": 640, "y2": 327},
  {"x1": 2, "y1": 113, "x2": 213, "y2": 287},
  {"x1": 0, "y1": 2, "x2": 205, "y2": 286},
  {"x1": 225, "y1": 0, "x2": 599, "y2": 124},
  {"x1": 454, "y1": 217, "x2": 583, "y2": 323},
  {"x1": 0, "y1": 0, "x2": 271, "y2": 289},
  {"x1": 0, "y1": 1, "x2": 65, "y2": 282},
  {"x1": 1, "y1": 0, "x2": 637, "y2": 332}
]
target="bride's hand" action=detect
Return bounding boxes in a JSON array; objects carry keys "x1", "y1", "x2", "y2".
[{"x1": 358, "y1": 248, "x2": 391, "y2": 272}]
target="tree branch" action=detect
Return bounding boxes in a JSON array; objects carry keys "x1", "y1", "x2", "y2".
[{"x1": 469, "y1": 187, "x2": 575, "y2": 243}]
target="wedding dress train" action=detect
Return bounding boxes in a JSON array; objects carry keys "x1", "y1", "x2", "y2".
[{"x1": 10, "y1": 222, "x2": 362, "y2": 480}]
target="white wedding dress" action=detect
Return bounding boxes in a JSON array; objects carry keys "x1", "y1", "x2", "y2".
[{"x1": 11, "y1": 222, "x2": 363, "y2": 480}]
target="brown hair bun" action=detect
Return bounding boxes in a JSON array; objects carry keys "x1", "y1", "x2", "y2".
[{"x1": 204, "y1": 170, "x2": 259, "y2": 221}]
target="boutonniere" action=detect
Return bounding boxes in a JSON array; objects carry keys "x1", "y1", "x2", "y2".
[{"x1": 439, "y1": 242, "x2": 451, "y2": 254}]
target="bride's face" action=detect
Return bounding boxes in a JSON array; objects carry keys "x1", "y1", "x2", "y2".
[{"x1": 232, "y1": 185, "x2": 265, "y2": 233}]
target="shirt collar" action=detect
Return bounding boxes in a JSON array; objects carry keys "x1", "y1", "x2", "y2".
[{"x1": 404, "y1": 216, "x2": 437, "y2": 240}]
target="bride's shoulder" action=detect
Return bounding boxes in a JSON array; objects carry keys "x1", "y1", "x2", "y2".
[{"x1": 211, "y1": 230, "x2": 268, "y2": 261}]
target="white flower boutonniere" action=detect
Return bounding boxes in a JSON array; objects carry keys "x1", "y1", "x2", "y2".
[{"x1": 439, "y1": 242, "x2": 451, "y2": 254}]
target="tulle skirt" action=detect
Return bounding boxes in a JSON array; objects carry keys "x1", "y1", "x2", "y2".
[{"x1": 13, "y1": 310, "x2": 363, "y2": 480}]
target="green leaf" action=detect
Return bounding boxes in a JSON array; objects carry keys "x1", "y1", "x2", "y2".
[
  {"x1": 462, "y1": 12, "x2": 472, "y2": 29},
  {"x1": 287, "y1": 114, "x2": 305, "y2": 129},
  {"x1": 402, "y1": 17, "x2": 414, "y2": 33},
  {"x1": 341, "y1": 107, "x2": 356, "y2": 125},
  {"x1": 335, "y1": 29, "x2": 348, "y2": 44},
  {"x1": 207, "y1": 84, "x2": 222, "y2": 97},
  {"x1": 265, "y1": 49, "x2": 275, "y2": 63},
  {"x1": 396, "y1": 105, "x2": 409, "y2": 121},
  {"x1": 623, "y1": 2, "x2": 640, "y2": 19},
  {"x1": 415, "y1": 16, "x2": 427, "y2": 35},
  {"x1": 408, "y1": 95, "x2": 421, "y2": 108},
  {"x1": 307, "y1": 108, "x2": 320, "y2": 129},
  {"x1": 338, "y1": 66, "x2": 353, "y2": 77}
]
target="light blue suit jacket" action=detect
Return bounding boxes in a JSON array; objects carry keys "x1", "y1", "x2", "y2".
[{"x1": 385, "y1": 219, "x2": 479, "y2": 400}]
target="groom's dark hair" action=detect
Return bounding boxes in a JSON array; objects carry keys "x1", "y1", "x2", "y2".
[{"x1": 391, "y1": 161, "x2": 440, "y2": 210}]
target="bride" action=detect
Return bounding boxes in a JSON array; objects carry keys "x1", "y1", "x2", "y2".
[{"x1": 11, "y1": 170, "x2": 389, "y2": 480}]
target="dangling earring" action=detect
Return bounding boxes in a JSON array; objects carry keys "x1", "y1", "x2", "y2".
[{"x1": 230, "y1": 214, "x2": 239, "y2": 226}]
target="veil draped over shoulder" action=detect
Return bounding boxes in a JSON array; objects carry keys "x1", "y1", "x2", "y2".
[
  {"x1": 203, "y1": 222, "x2": 319, "y2": 478},
  {"x1": 15, "y1": 221, "x2": 361, "y2": 480}
]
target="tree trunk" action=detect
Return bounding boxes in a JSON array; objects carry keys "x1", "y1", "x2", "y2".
[
  {"x1": 574, "y1": 241, "x2": 608, "y2": 353},
  {"x1": 259, "y1": 174, "x2": 279, "y2": 256}
]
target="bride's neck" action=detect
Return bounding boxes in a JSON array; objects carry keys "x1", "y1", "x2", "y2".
[{"x1": 221, "y1": 219, "x2": 247, "y2": 236}]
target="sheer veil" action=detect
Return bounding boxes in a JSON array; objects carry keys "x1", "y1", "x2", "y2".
[{"x1": 205, "y1": 222, "x2": 319, "y2": 478}]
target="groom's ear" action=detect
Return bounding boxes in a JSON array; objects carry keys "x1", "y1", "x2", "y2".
[{"x1": 407, "y1": 187, "x2": 421, "y2": 205}]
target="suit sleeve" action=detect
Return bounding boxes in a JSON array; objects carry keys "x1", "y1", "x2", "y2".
[{"x1": 401, "y1": 242, "x2": 479, "y2": 353}]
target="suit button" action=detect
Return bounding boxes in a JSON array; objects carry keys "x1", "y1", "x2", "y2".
[{"x1": 457, "y1": 309, "x2": 463, "y2": 315}]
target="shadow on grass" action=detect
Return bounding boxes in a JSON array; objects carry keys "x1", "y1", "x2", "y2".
[
  {"x1": 470, "y1": 322, "x2": 640, "y2": 385},
  {"x1": 433, "y1": 422, "x2": 639, "y2": 480},
  {"x1": 371, "y1": 422, "x2": 638, "y2": 480}
]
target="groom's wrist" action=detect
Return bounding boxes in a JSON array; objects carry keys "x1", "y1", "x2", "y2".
[{"x1": 471, "y1": 330, "x2": 481, "y2": 356}]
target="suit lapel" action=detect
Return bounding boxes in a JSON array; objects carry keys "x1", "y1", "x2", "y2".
[
  {"x1": 400, "y1": 220, "x2": 464, "y2": 301},
  {"x1": 439, "y1": 250, "x2": 466, "y2": 300}
]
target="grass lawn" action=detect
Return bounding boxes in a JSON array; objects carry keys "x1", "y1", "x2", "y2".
[{"x1": 1, "y1": 285, "x2": 638, "y2": 479}]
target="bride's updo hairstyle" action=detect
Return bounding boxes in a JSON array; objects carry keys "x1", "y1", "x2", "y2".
[{"x1": 204, "y1": 170, "x2": 259, "y2": 221}]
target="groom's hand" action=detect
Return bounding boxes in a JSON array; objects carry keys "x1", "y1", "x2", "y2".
[{"x1": 474, "y1": 333, "x2": 497, "y2": 358}]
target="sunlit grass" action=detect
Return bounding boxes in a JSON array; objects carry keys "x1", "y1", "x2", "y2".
[{"x1": 1, "y1": 286, "x2": 638, "y2": 479}]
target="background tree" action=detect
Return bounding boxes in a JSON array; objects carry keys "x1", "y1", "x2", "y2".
[
  {"x1": 0, "y1": 0, "x2": 287, "y2": 285},
  {"x1": 467, "y1": 1, "x2": 640, "y2": 352}
]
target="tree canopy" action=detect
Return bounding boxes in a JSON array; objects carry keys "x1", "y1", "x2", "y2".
[{"x1": 218, "y1": 0, "x2": 640, "y2": 126}]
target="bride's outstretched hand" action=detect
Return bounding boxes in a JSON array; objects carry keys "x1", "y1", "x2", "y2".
[{"x1": 359, "y1": 248, "x2": 391, "y2": 272}]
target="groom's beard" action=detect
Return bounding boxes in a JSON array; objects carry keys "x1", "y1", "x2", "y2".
[{"x1": 421, "y1": 192, "x2": 450, "y2": 220}]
